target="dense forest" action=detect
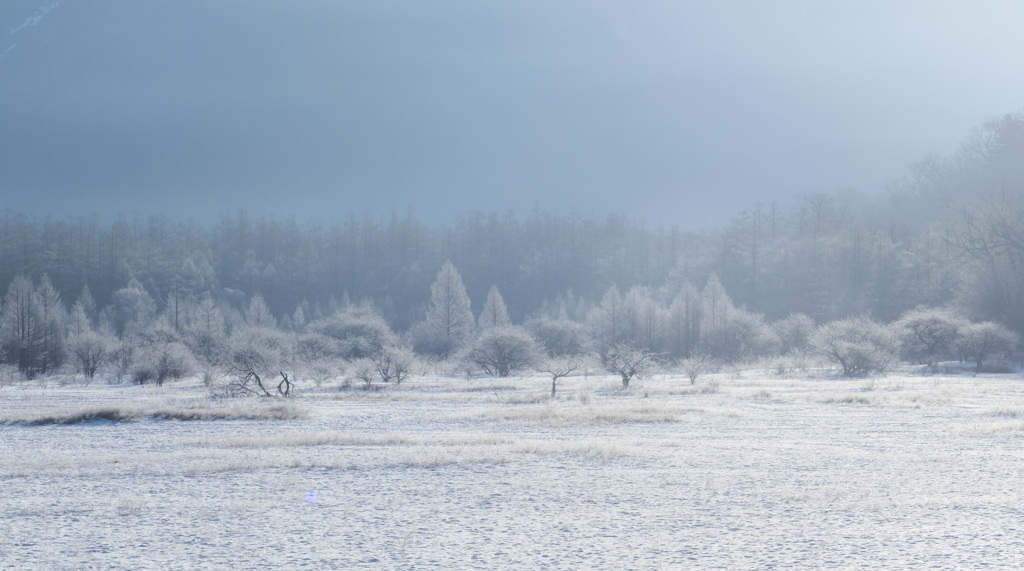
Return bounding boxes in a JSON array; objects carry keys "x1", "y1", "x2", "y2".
[{"x1": 2, "y1": 112, "x2": 1023, "y2": 384}]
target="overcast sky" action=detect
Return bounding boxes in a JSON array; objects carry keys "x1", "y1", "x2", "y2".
[{"x1": 1, "y1": 1, "x2": 1022, "y2": 229}]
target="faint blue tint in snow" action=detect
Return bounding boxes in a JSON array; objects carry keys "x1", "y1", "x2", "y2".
[{"x1": 304, "y1": 491, "x2": 317, "y2": 505}]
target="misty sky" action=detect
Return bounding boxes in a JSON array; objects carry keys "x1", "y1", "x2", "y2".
[{"x1": 1, "y1": 1, "x2": 1022, "y2": 229}]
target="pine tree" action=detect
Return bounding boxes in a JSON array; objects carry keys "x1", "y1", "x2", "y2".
[
  {"x1": 412, "y1": 262, "x2": 474, "y2": 359},
  {"x1": 478, "y1": 285, "x2": 510, "y2": 331}
]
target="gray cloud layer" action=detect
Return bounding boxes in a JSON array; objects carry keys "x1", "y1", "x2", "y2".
[{"x1": 2, "y1": 1, "x2": 1022, "y2": 228}]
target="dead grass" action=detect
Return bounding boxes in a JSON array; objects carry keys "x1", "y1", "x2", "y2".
[
  {"x1": 477, "y1": 402, "x2": 708, "y2": 425},
  {"x1": 948, "y1": 420, "x2": 1024, "y2": 434},
  {"x1": 181, "y1": 431, "x2": 516, "y2": 448},
  {"x1": 0, "y1": 400, "x2": 307, "y2": 425}
]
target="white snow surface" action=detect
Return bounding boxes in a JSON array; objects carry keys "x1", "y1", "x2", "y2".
[{"x1": 3, "y1": 368, "x2": 1024, "y2": 568}]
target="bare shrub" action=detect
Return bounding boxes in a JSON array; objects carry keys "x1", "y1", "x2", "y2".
[
  {"x1": 348, "y1": 358, "x2": 377, "y2": 389},
  {"x1": 69, "y1": 332, "x2": 112, "y2": 380},
  {"x1": 373, "y1": 345, "x2": 416, "y2": 385},
  {"x1": 681, "y1": 352, "x2": 713, "y2": 384},
  {"x1": 310, "y1": 309, "x2": 396, "y2": 360},
  {"x1": 811, "y1": 317, "x2": 899, "y2": 377}
]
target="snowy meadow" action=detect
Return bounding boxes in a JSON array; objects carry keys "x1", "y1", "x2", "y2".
[{"x1": 3, "y1": 367, "x2": 1024, "y2": 569}]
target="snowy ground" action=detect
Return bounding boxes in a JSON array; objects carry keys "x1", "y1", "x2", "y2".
[{"x1": 3, "y1": 367, "x2": 1024, "y2": 569}]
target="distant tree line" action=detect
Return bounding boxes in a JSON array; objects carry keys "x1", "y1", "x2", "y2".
[{"x1": 1, "y1": 112, "x2": 1023, "y2": 384}]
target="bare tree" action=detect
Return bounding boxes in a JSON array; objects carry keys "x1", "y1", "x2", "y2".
[
  {"x1": 372, "y1": 345, "x2": 415, "y2": 385},
  {"x1": 70, "y1": 331, "x2": 111, "y2": 380},
  {"x1": 542, "y1": 355, "x2": 585, "y2": 397},
  {"x1": 605, "y1": 343, "x2": 656, "y2": 388},
  {"x1": 895, "y1": 307, "x2": 964, "y2": 371}
]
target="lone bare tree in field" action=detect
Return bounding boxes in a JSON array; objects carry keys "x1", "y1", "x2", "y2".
[
  {"x1": 605, "y1": 344, "x2": 656, "y2": 388},
  {"x1": 542, "y1": 355, "x2": 585, "y2": 397}
]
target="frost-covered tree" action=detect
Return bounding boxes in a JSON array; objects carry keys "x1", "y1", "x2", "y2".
[
  {"x1": 589, "y1": 284, "x2": 623, "y2": 356},
  {"x1": 106, "y1": 278, "x2": 156, "y2": 337},
  {"x1": 605, "y1": 343, "x2": 656, "y2": 388},
  {"x1": 0, "y1": 275, "x2": 43, "y2": 376},
  {"x1": 667, "y1": 283, "x2": 702, "y2": 359},
  {"x1": 464, "y1": 325, "x2": 541, "y2": 377},
  {"x1": 244, "y1": 293, "x2": 277, "y2": 330},
  {"x1": 895, "y1": 307, "x2": 964, "y2": 369},
  {"x1": 36, "y1": 276, "x2": 68, "y2": 374},
  {"x1": 222, "y1": 327, "x2": 293, "y2": 396},
  {"x1": 295, "y1": 332, "x2": 341, "y2": 387},
  {"x1": 715, "y1": 307, "x2": 779, "y2": 363},
  {"x1": 70, "y1": 331, "x2": 112, "y2": 380},
  {"x1": 622, "y1": 286, "x2": 666, "y2": 353},
  {"x1": 135, "y1": 340, "x2": 196, "y2": 386},
  {"x1": 310, "y1": 307, "x2": 396, "y2": 360},
  {"x1": 477, "y1": 285, "x2": 511, "y2": 331},
  {"x1": 411, "y1": 262, "x2": 475, "y2": 360},
  {"x1": 542, "y1": 354, "x2": 586, "y2": 397},
  {"x1": 956, "y1": 321, "x2": 1018, "y2": 372},
  {"x1": 372, "y1": 344, "x2": 416, "y2": 384},
  {"x1": 526, "y1": 317, "x2": 591, "y2": 357},
  {"x1": 184, "y1": 293, "x2": 226, "y2": 366},
  {"x1": 700, "y1": 274, "x2": 733, "y2": 357},
  {"x1": 773, "y1": 313, "x2": 815, "y2": 357},
  {"x1": 811, "y1": 317, "x2": 899, "y2": 377}
]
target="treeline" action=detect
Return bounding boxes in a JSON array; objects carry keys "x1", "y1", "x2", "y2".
[{"x1": 0, "y1": 112, "x2": 1023, "y2": 384}]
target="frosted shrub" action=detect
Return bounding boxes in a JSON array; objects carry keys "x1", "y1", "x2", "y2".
[
  {"x1": 69, "y1": 331, "x2": 113, "y2": 380},
  {"x1": 681, "y1": 352, "x2": 713, "y2": 384},
  {"x1": 221, "y1": 327, "x2": 292, "y2": 397},
  {"x1": 347, "y1": 358, "x2": 377, "y2": 389},
  {"x1": 956, "y1": 321, "x2": 1018, "y2": 372},
  {"x1": 150, "y1": 341, "x2": 197, "y2": 385},
  {"x1": 773, "y1": 313, "x2": 815, "y2": 357},
  {"x1": 895, "y1": 307, "x2": 964, "y2": 370},
  {"x1": 310, "y1": 310, "x2": 396, "y2": 360},
  {"x1": 465, "y1": 325, "x2": 541, "y2": 378},
  {"x1": 296, "y1": 332, "x2": 341, "y2": 387},
  {"x1": 811, "y1": 317, "x2": 899, "y2": 377}
]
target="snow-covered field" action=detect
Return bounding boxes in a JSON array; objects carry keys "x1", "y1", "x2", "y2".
[{"x1": 3, "y1": 368, "x2": 1024, "y2": 569}]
